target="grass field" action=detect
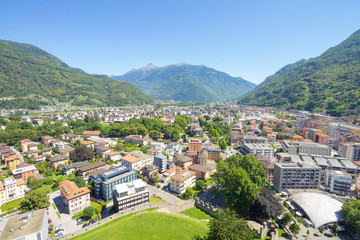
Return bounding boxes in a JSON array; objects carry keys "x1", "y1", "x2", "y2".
[
  {"x1": 149, "y1": 195, "x2": 164, "y2": 203},
  {"x1": 0, "y1": 198, "x2": 23, "y2": 212},
  {"x1": 180, "y1": 207, "x2": 214, "y2": 220},
  {"x1": 70, "y1": 211, "x2": 209, "y2": 240}
]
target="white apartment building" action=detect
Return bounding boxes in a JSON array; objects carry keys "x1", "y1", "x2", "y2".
[
  {"x1": 299, "y1": 142, "x2": 331, "y2": 156},
  {"x1": 121, "y1": 152, "x2": 153, "y2": 171},
  {"x1": 325, "y1": 170, "x2": 352, "y2": 196},
  {"x1": 241, "y1": 143, "x2": 275, "y2": 158},
  {"x1": 345, "y1": 144, "x2": 360, "y2": 162},
  {"x1": 60, "y1": 180, "x2": 90, "y2": 215},
  {"x1": 0, "y1": 177, "x2": 27, "y2": 203},
  {"x1": 113, "y1": 179, "x2": 149, "y2": 212},
  {"x1": 170, "y1": 170, "x2": 196, "y2": 194}
]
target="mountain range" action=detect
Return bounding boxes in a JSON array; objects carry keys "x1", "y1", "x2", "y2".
[
  {"x1": 112, "y1": 63, "x2": 256, "y2": 102},
  {"x1": 0, "y1": 40, "x2": 153, "y2": 109},
  {"x1": 240, "y1": 28, "x2": 360, "y2": 116}
]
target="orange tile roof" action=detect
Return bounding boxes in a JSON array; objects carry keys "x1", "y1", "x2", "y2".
[
  {"x1": 82, "y1": 141, "x2": 94, "y2": 145},
  {"x1": 20, "y1": 139, "x2": 31, "y2": 143},
  {"x1": 60, "y1": 180, "x2": 90, "y2": 200},
  {"x1": 104, "y1": 151, "x2": 120, "y2": 156},
  {"x1": 83, "y1": 131, "x2": 101, "y2": 135},
  {"x1": 170, "y1": 170, "x2": 196, "y2": 182},
  {"x1": 5, "y1": 155, "x2": 20, "y2": 162},
  {"x1": 121, "y1": 155, "x2": 141, "y2": 163},
  {"x1": 164, "y1": 166, "x2": 182, "y2": 175},
  {"x1": 302, "y1": 139, "x2": 314, "y2": 142},
  {"x1": 34, "y1": 154, "x2": 45, "y2": 159},
  {"x1": 16, "y1": 179, "x2": 25, "y2": 186},
  {"x1": 0, "y1": 183, "x2": 4, "y2": 191}
]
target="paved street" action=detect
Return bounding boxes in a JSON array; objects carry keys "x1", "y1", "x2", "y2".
[
  {"x1": 147, "y1": 184, "x2": 185, "y2": 205},
  {"x1": 11, "y1": 146, "x2": 24, "y2": 163}
]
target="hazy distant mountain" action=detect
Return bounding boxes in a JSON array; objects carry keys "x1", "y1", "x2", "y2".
[
  {"x1": 240, "y1": 28, "x2": 360, "y2": 116},
  {"x1": 0, "y1": 40, "x2": 153, "y2": 109},
  {"x1": 112, "y1": 63, "x2": 256, "y2": 102}
]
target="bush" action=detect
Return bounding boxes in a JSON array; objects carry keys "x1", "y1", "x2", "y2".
[
  {"x1": 290, "y1": 223, "x2": 300, "y2": 234},
  {"x1": 194, "y1": 180, "x2": 207, "y2": 191},
  {"x1": 83, "y1": 206, "x2": 95, "y2": 220},
  {"x1": 282, "y1": 212, "x2": 293, "y2": 226},
  {"x1": 181, "y1": 188, "x2": 194, "y2": 199}
]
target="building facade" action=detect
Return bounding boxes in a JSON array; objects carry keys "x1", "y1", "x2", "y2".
[
  {"x1": 59, "y1": 180, "x2": 91, "y2": 215},
  {"x1": 154, "y1": 154, "x2": 167, "y2": 173},
  {"x1": 170, "y1": 170, "x2": 196, "y2": 194},
  {"x1": 325, "y1": 170, "x2": 352, "y2": 196},
  {"x1": 113, "y1": 179, "x2": 149, "y2": 212},
  {"x1": 0, "y1": 177, "x2": 26, "y2": 203}
]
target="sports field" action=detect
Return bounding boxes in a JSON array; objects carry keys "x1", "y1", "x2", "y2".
[{"x1": 71, "y1": 210, "x2": 209, "y2": 240}]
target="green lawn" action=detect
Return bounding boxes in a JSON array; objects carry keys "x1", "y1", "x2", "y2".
[
  {"x1": 0, "y1": 198, "x2": 23, "y2": 212},
  {"x1": 149, "y1": 195, "x2": 164, "y2": 203},
  {"x1": 278, "y1": 228, "x2": 288, "y2": 238},
  {"x1": 180, "y1": 207, "x2": 214, "y2": 220},
  {"x1": 91, "y1": 201, "x2": 101, "y2": 209},
  {"x1": 70, "y1": 211, "x2": 209, "y2": 240}
]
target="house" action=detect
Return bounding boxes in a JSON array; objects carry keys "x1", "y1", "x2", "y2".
[
  {"x1": 59, "y1": 146, "x2": 75, "y2": 156},
  {"x1": 95, "y1": 145, "x2": 112, "y2": 158},
  {"x1": 207, "y1": 146, "x2": 221, "y2": 162},
  {"x1": 83, "y1": 130, "x2": 101, "y2": 137},
  {"x1": 154, "y1": 153, "x2": 167, "y2": 173},
  {"x1": 53, "y1": 141, "x2": 70, "y2": 153},
  {"x1": 142, "y1": 165, "x2": 159, "y2": 179},
  {"x1": 40, "y1": 147, "x2": 52, "y2": 156},
  {"x1": 104, "y1": 151, "x2": 121, "y2": 162},
  {"x1": 78, "y1": 161, "x2": 107, "y2": 176},
  {"x1": 60, "y1": 180, "x2": 91, "y2": 215},
  {"x1": 229, "y1": 134, "x2": 242, "y2": 146},
  {"x1": 26, "y1": 150, "x2": 38, "y2": 158},
  {"x1": 33, "y1": 154, "x2": 46, "y2": 163},
  {"x1": 82, "y1": 140, "x2": 95, "y2": 150},
  {"x1": 188, "y1": 124, "x2": 203, "y2": 137},
  {"x1": 63, "y1": 161, "x2": 89, "y2": 175},
  {"x1": 174, "y1": 154, "x2": 193, "y2": 169},
  {"x1": 188, "y1": 164, "x2": 212, "y2": 180},
  {"x1": 124, "y1": 135, "x2": 152, "y2": 146},
  {"x1": 0, "y1": 209, "x2": 48, "y2": 240},
  {"x1": 21, "y1": 141, "x2": 39, "y2": 153},
  {"x1": 170, "y1": 169, "x2": 196, "y2": 194},
  {"x1": 49, "y1": 155, "x2": 69, "y2": 170},
  {"x1": 162, "y1": 166, "x2": 182, "y2": 182},
  {"x1": 167, "y1": 142, "x2": 180, "y2": 152},
  {"x1": 198, "y1": 148, "x2": 208, "y2": 165},
  {"x1": 12, "y1": 163, "x2": 37, "y2": 182},
  {"x1": 0, "y1": 177, "x2": 26, "y2": 203},
  {"x1": 257, "y1": 155, "x2": 275, "y2": 181},
  {"x1": 5, "y1": 155, "x2": 21, "y2": 170},
  {"x1": 113, "y1": 179, "x2": 149, "y2": 212},
  {"x1": 41, "y1": 135, "x2": 54, "y2": 144},
  {"x1": 121, "y1": 151, "x2": 153, "y2": 171}
]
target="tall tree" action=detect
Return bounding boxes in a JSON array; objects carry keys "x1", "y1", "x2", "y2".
[
  {"x1": 249, "y1": 188, "x2": 283, "y2": 222},
  {"x1": 213, "y1": 155, "x2": 266, "y2": 214},
  {"x1": 194, "y1": 209, "x2": 256, "y2": 240},
  {"x1": 70, "y1": 144, "x2": 94, "y2": 162},
  {"x1": 19, "y1": 189, "x2": 50, "y2": 212},
  {"x1": 341, "y1": 199, "x2": 360, "y2": 233}
]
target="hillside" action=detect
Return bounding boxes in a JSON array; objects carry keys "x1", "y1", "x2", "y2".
[
  {"x1": 239, "y1": 29, "x2": 360, "y2": 116},
  {"x1": 0, "y1": 40, "x2": 153, "y2": 109},
  {"x1": 112, "y1": 63, "x2": 256, "y2": 102}
]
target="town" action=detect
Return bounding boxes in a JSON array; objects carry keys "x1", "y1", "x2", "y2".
[{"x1": 0, "y1": 104, "x2": 359, "y2": 239}]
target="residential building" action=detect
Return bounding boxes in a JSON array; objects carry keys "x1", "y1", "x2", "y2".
[
  {"x1": 207, "y1": 146, "x2": 221, "y2": 161},
  {"x1": 92, "y1": 165, "x2": 137, "y2": 200},
  {"x1": 241, "y1": 143, "x2": 275, "y2": 158},
  {"x1": 59, "y1": 146, "x2": 75, "y2": 156},
  {"x1": 188, "y1": 124, "x2": 203, "y2": 137},
  {"x1": 174, "y1": 154, "x2": 193, "y2": 169},
  {"x1": 21, "y1": 140, "x2": 39, "y2": 153},
  {"x1": 188, "y1": 139, "x2": 202, "y2": 152},
  {"x1": 257, "y1": 155, "x2": 275, "y2": 181},
  {"x1": 60, "y1": 180, "x2": 91, "y2": 215},
  {"x1": 124, "y1": 135, "x2": 152, "y2": 146},
  {"x1": 154, "y1": 153, "x2": 167, "y2": 173},
  {"x1": 78, "y1": 161, "x2": 106, "y2": 176},
  {"x1": 299, "y1": 142, "x2": 331, "y2": 156},
  {"x1": 104, "y1": 151, "x2": 121, "y2": 161},
  {"x1": 12, "y1": 163, "x2": 37, "y2": 182},
  {"x1": 5, "y1": 155, "x2": 21, "y2": 170},
  {"x1": 49, "y1": 155, "x2": 69, "y2": 170},
  {"x1": 83, "y1": 130, "x2": 101, "y2": 137},
  {"x1": 33, "y1": 154, "x2": 46, "y2": 163},
  {"x1": 40, "y1": 147, "x2": 52, "y2": 156},
  {"x1": 113, "y1": 179, "x2": 149, "y2": 212},
  {"x1": 162, "y1": 166, "x2": 182, "y2": 182},
  {"x1": 53, "y1": 141, "x2": 70, "y2": 153},
  {"x1": 128, "y1": 151, "x2": 153, "y2": 169},
  {"x1": 142, "y1": 165, "x2": 159, "y2": 179},
  {"x1": 241, "y1": 135, "x2": 267, "y2": 144},
  {"x1": 325, "y1": 170, "x2": 352, "y2": 196},
  {"x1": 170, "y1": 169, "x2": 196, "y2": 194},
  {"x1": 41, "y1": 135, "x2": 54, "y2": 144},
  {"x1": 273, "y1": 162, "x2": 321, "y2": 192},
  {"x1": 345, "y1": 144, "x2": 360, "y2": 162},
  {"x1": 0, "y1": 177, "x2": 26, "y2": 203},
  {"x1": 95, "y1": 145, "x2": 112, "y2": 158},
  {"x1": 314, "y1": 132, "x2": 330, "y2": 145},
  {"x1": 188, "y1": 164, "x2": 212, "y2": 180},
  {"x1": 62, "y1": 161, "x2": 89, "y2": 175},
  {"x1": 282, "y1": 140, "x2": 299, "y2": 155},
  {"x1": 0, "y1": 209, "x2": 48, "y2": 240},
  {"x1": 229, "y1": 134, "x2": 242, "y2": 146}
]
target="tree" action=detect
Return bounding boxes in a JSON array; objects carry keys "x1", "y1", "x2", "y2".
[
  {"x1": 171, "y1": 129, "x2": 180, "y2": 141},
  {"x1": 282, "y1": 212, "x2": 293, "y2": 226},
  {"x1": 181, "y1": 188, "x2": 194, "y2": 199},
  {"x1": 195, "y1": 180, "x2": 207, "y2": 191},
  {"x1": 219, "y1": 138, "x2": 227, "y2": 151},
  {"x1": 194, "y1": 209, "x2": 256, "y2": 240},
  {"x1": 70, "y1": 144, "x2": 94, "y2": 162},
  {"x1": 341, "y1": 199, "x2": 360, "y2": 233},
  {"x1": 83, "y1": 206, "x2": 95, "y2": 220},
  {"x1": 290, "y1": 222, "x2": 300, "y2": 234},
  {"x1": 19, "y1": 189, "x2": 50, "y2": 212},
  {"x1": 74, "y1": 176, "x2": 86, "y2": 188},
  {"x1": 249, "y1": 188, "x2": 283, "y2": 221},
  {"x1": 213, "y1": 155, "x2": 266, "y2": 214},
  {"x1": 149, "y1": 130, "x2": 161, "y2": 140}
]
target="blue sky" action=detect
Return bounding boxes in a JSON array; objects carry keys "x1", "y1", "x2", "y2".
[{"x1": 1, "y1": 1, "x2": 359, "y2": 84}]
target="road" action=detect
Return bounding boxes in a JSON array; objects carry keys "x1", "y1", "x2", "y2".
[
  {"x1": 147, "y1": 184, "x2": 186, "y2": 205},
  {"x1": 11, "y1": 146, "x2": 24, "y2": 163}
]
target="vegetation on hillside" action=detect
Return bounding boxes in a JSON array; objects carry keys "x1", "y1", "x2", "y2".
[
  {"x1": 240, "y1": 29, "x2": 360, "y2": 116},
  {"x1": 0, "y1": 40, "x2": 153, "y2": 109},
  {"x1": 113, "y1": 63, "x2": 256, "y2": 102}
]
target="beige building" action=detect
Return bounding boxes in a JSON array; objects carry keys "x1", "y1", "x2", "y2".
[
  {"x1": 121, "y1": 152, "x2": 153, "y2": 171},
  {"x1": 0, "y1": 177, "x2": 26, "y2": 203},
  {"x1": 170, "y1": 169, "x2": 196, "y2": 194},
  {"x1": 60, "y1": 180, "x2": 91, "y2": 215}
]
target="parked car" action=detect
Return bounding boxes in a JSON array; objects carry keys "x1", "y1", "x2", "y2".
[
  {"x1": 0, "y1": 217, "x2": 3, "y2": 222},
  {"x1": 90, "y1": 218, "x2": 98, "y2": 224},
  {"x1": 82, "y1": 223, "x2": 90, "y2": 228},
  {"x1": 55, "y1": 233, "x2": 63, "y2": 237}
]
